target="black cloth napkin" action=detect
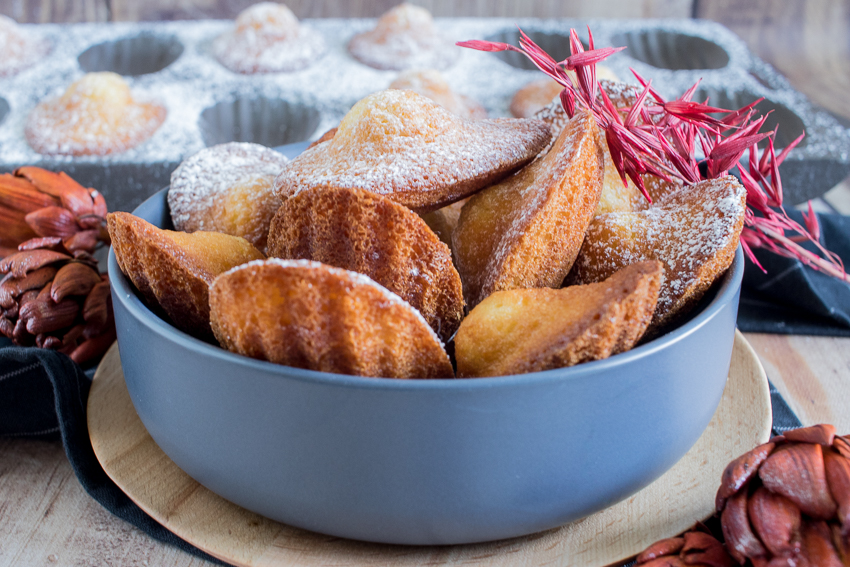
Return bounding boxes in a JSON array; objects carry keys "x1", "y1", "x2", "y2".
[
  {"x1": 0, "y1": 342, "x2": 229, "y2": 566},
  {"x1": 738, "y1": 212, "x2": 850, "y2": 336}
]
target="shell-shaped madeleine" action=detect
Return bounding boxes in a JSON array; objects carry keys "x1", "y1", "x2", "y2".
[
  {"x1": 209, "y1": 259, "x2": 454, "y2": 379},
  {"x1": 453, "y1": 109, "x2": 604, "y2": 309},
  {"x1": 347, "y1": 3, "x2": 455, "y2": 71},
  {"x1": 273, "y1": 89, "x2": 551, "y2": 213},
  {"x1": 211, "y1": 2, "x2": 326, "y2": 74},
  {"x1": 567, "y1": 175, "x2": 746, "y2": 334},
  {"x1": 107, "y1": 212, "x2": 264, "y2": 340},
  {"x1": 390, "y1": 69, "x2": 487, "y2": 119},
  {"x1": 168, "y1": 142, "x2": 289, "y2": 254},
  {"x1": 455, "y1": 261, "x2": 662, "y2": 378},
  {"x1": 267, "y1": 186, "x2": 463, "y2": 343},
  {"x1": 26, "y1": 72, "x2": 165, "y2": 156}
]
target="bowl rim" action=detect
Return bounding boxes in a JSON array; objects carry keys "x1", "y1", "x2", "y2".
[{"x1": 109, "y1": 187, "x2": 743, "y2": 392}]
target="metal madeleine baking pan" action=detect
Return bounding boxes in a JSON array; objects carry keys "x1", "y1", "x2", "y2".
[
  {"x1": 1, "y1": 17, "x2": 848, "y2": 210},
  {"x1": 109, "y1": 186, "x2": 744, "y2": 545}
]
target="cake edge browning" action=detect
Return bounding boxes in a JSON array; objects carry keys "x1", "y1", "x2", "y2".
[
  {"x1": 209, "y1": 259, "x2": 455, "y2": 379},
  {"x1": 266, "y1": 185, "x2": 465, "y2": 342}
]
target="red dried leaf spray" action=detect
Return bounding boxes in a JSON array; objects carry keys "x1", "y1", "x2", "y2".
[{"x1": 458, "y1": 29, "x2": 847, "y2": 280}]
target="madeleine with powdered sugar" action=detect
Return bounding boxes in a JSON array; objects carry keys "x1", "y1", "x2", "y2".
[
  {"x1": 566, "y1": 175, "x2": 747, "y2": 334},
  {"x1": 25, "y1": 72, "x2": 165, "y2": 156},
  {"x1": 212, "y1": 2, "x2": 326, "y2": 74},
  {"x1": 209, "y1": 259, "x2": 454, "y2": 379},
  {"x1": 168, "y1": 142, "x2": 289, "y2": 254},
  {"x1": 452, "y1": 109, "x2": 604, "y2": 309},
  {"x1": 0, "y1": 15, "x2": 51, "y2": 77},
  {"x1": 267, "y1": 185, "x2": 464, "y2": 343},
  {"x1": 273, "y1": 89, "x2": 550, "y2": 213},
  {"x1": 390, "y1": 69, "x2": 487, "y2": 119},
  {"x1": 348, "y1": 3, "x2": 455, "y2": 71}
]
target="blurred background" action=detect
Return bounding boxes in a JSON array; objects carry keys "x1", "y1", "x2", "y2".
[
  {"x1": 2, "y1": 0, "x2": 846, "y2": 124},
  {"x1": 2, "y1": 0, "x2": 848, "y2": 210}
]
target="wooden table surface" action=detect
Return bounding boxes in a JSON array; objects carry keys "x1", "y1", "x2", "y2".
[{"x1": 1, "y1": 1, "x2": 849, "y2": 566}]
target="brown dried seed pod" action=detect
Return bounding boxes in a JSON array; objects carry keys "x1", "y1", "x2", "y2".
[
  {"x1": 50, "y1": 262, "x2": 101, "y2": 302},
  {"x1": 0, "y1": 249, "x2": 71, "y2": 278},
  {"x1": 25, "y1": 206, "x2": 80, "y2": 238},
  {"x1": 759, "y1": 443, "x2": 837, "y2": 520}
]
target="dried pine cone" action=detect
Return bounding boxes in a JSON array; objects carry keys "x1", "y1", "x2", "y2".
[
  {"x1": 0, "y1": 167, "x2": 114, "y2": 364},
  {"x1": 636, "y1": 424, "x2": 850, "y2": 567}
]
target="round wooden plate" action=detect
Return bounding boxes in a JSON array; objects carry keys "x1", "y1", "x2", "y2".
[{"x1": 88, "y1": 330, "x2": 771, "y2": 567}]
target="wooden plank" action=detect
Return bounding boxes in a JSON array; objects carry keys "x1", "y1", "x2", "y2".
[
  {"x1": 695, "y1": 0, "x2": 850, "y2": 121},
  {"x1": 823, "y1": 175, "x2": 850, "y2": 215},
  {"x1": 109, "y1": 0, "x2": 693, "y2": 22},
  {"x1": 0, "y1": 0, "x2": 108, "y2": 23},
  {"x1": 744, "y1": 333, "x2": 850, "y2": 432},
  {"x1": 0, "y1": 438, "x2": 216, "y2": 567}
]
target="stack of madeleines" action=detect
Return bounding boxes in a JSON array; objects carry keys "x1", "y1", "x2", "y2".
[{"x1": 109, "y1": 82, "x2": 746, "y2": 379}]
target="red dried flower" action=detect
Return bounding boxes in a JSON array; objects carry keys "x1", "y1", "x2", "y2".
[{"x1": 459, "y1": 29, "x2": 847, "y2": 281}]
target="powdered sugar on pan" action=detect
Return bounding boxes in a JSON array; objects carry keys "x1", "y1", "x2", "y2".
[{"x1": 0, "y1": 15, "x2": 52, "y2": 78}]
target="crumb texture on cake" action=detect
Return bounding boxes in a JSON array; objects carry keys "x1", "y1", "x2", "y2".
[
  {"x1": 455, "y1": 261, "x2": 663, "y2": 377},
  {"x1": 267, "y1": 185, "x2": 464, "y2": 342},
  {"x1": 107, "y1": 211, "x2": 263, "y2": 340},
  {"x1": 209, "y1": 259, "x2": 455, "y2": 379}
]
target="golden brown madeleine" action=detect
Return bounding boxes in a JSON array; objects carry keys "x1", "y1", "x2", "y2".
[
  {"x1": 418, "y1": 198, "x2": 466, "y2": 252},
  {"x1": 211, "y1": 2, "x2": 326, "y2": 74},
  {"x1": 455, "y1": 261, "x2": 663, "y2": 378},
  {"x1": 567, "y1": 175, "x2": 747, "y2": 334},
  {"x1": 390, "y1": 69, "x2": 487, "y2": 119},
  {"x1": 347, "y1": 3, "x2": 455, "y2": 71},
  {"x1": 273, "y1": 89, "x2": 551, "y2": 213},
  {"x1": 209, "y1": 259, "x2": 455, "y2": 379},
  {"x1": 267, "y1": 186, "x2": 464, "y2": 342},
  {"x1": 26, "y1": 72, "x2": 165, "y2": 156},
  {"x1": 168, "y1": 142, "x2": 289, "y2": 254},
  {"x1": 452, "y1": 109, "x2": 604, "y2": 309},
  {"x1": 594, "y1": 129, "x2": 683, "y2": 217},
  {"x1": 107, "y1": 212, "x2": 264, "y2": 340}
]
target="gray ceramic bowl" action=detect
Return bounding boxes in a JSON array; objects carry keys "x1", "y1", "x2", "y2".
[{"x1": 109, "y1": 186, "x2": 743, "y2": 546}]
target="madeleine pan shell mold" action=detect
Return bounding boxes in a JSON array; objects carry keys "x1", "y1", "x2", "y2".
[{"x1": 0, "y1": 18, "x2": 848, "y2": 211}]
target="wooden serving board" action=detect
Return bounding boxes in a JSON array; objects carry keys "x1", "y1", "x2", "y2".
[{"x1": 88, "y1": 331, "x2": 771, "y2": 567}]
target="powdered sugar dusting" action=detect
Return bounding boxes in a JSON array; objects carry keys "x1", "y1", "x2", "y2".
[
  {"x1": 212, "y1": 3, "x2": 326, "y2": 74},
  {"x1": 347, "y1": 3, "x2": 455, "y2": 71},
  {"x1": 0, "y1": 18, "x2": 847, "y2": 210},
  {"x1": 274, "y1": 89, "x2": 549, "y2": 205},
  {"x1": 0, "y1": 15, "x2": 52, "y2": 78},
  {"x1": 168, "y1": 141, "x2": 289, "y2": 234},
  {"x1": 389, "y1": 69, "x2": 487, "y2": 119},
  {"x1": 573, "y1": 175, "x2": 746, "y2": 323},
  {"x1": 24, "y1": 72, "x2": 166, "y2": 156}
]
